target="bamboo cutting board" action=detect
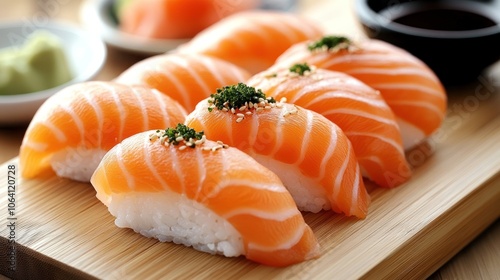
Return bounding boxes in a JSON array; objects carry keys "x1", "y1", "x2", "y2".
[
  {"x1": 1, "y1": 86, "x2": 500, "y2": 279},
  {"x1": 1, "y1": 0, "x2": 500, "y2": 278}
]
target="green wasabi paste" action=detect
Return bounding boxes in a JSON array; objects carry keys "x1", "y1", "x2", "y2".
[{"x1": 0, "y1": 30, "x2": 73, "y2": 95}]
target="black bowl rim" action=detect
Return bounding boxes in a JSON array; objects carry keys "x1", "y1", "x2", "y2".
[{"x1": 355, "y1": 0, "x2": 500, "y2": 39}]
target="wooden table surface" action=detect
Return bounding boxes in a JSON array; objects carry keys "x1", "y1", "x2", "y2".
[{"x1": 0, "y1": 0, "x2": 498, "y2": 279}]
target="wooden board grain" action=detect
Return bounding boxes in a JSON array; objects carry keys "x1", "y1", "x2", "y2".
[
  {"x1": 1, "y1": 88, "x2": 500, "y2": 279},
  {"x1": 429, "y1": 220, "x2": 500, "y2": 280},
  {"x1": 2, "y1": 1, "x2": 500, "y2": 279}
]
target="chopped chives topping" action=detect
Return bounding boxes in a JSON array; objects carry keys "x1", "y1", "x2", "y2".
[
  {"x1": 162, "y1": 124, "x2": 204, "y2": 146},
  {"x1": 148, "y1": 124, "x2": 230, "y2": 152},
  {"x1": 207, "y1": 83, "x2": 280, "y2": 123},
  {"x1": 208, "y1": 83, "x2": 275, "y2": 112},
  {"x1": 150, "y1": 123, "x2": 205, "y2": 149},
  {"x1": 307, "y1": 35, "x2": 351, "y2": 52},
  {"x1": 289, "y1": 63, "x2": 312, "y2": 76}
]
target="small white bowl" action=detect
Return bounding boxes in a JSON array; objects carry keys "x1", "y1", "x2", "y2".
[
  {"x1": 79, "y1": 0, "x2": 298, "y2": 56},
  {"x1": 79, "y1": 0, "x2": 189, "y2": 55},
  {"x1": 0, "y1": 21, "x2": 106, "y2": 125}
]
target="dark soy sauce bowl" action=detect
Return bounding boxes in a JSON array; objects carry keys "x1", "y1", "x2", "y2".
[{"x1": 355, "y1": 0, "x2": 500, "y2": 87}]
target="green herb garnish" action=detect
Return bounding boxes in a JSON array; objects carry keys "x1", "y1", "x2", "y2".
[
  {"x1": 307, "y1": 36, "x2": 351, "y2": 51},
  {"x1": 158, "y1": 123, "x2": 204, "y2": 146},
  {"x1": 208, "y1": 83, "x2": 275, "y2": 112},
  {"x1": 289, "y1": 63, "x2": 312, "y2": 76}
]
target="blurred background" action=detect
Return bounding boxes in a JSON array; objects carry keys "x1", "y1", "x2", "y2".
[{"x1": 0, "y1": 1, "x2": 498, "y2": 279}]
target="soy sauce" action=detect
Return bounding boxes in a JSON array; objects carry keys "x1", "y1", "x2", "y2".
[{"x1": 380, "y1": 3, "x2": 497, "y2": 31}]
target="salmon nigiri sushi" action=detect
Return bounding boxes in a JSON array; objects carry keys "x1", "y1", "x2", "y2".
[
  {"x1": 185, "y1": 83, "x2": 369, "y2": 218},
  {"x1": 178, "y1": 11, "x2": 324, "y2": 74},
  {"x1": 247, "y1": 63, "x2": 411, "y2": 188},
  {"x1": 116, "y1": 0, "x2": 260, "y2": 39},
  {"x1": 273, "y1": 36, "x2": 447, "y2": 149},
  {"x1": 90, "y1": 124, "x2": 320, "y2": 267},
  {"x1": 19, "y1": 81, "x2": 187, "y2": 182},
  {"x1": 114, "y1": 53, "x2": 251, "y2": 112}
]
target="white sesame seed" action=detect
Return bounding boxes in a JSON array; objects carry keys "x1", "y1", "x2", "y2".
[
  {"x1": 258, "y1": 98, "x2": 264, "y2": 102},
  {"x1": 217, "y1": 140, "x2": 224, "y2": 145},
  {"x1": 231, "y1": 108, "x2": 236, "y2": 114},
  {"x1": 239, "y1": 106, "x2": 247, "y2": 111},
  {"x1": 276, "y1": 103, "x2": 283, "y2": 108},
  {"x1": 280, "y1": 97, "x2": 287, "y2": 103},
  {"x1": 194, "y1": 140, "x2": 203, "y2": 145},
  {"x1": 222, "y1": 144, "x2": 229, "y2": 148},
  {"x1": 149, "y1": 133, "x2": 158, "y2": 141},
  {"x1": 222, "y1": 108, "x2": 229, "y2": 112},
  {"x1": 259, "y1": 101, "x2": 266, "y2": 107},
  {"x1": 236, "y1": 113, "x2": 245, "y2": 118},
  {"x1": 248, "y1": 102, "x2": 254, "y2": 108},
  {"x1": 265, "y1": 105, "x2": 271, "y2": 110},
  {"x1": 256, "y1": 107, "x2": 263, "y2": 112},
  {"x1": 202, "y1": 146, "x2": 211, "y2": 151},
  {"x1": 186, "y1": 142, "x2": 193, "y2": 147},
  {"x1": 245, "y1": 111, "x2": 253, "y2": 115},
  {"x1": 179, "y1": 145, "x2": 187, "y2": 151},
  {"x1": 236, "y1": 117, "x2": 243, "y2": 123},
  {"x1": 176, "y1": 136, "x2": 184, "y2": 142}
]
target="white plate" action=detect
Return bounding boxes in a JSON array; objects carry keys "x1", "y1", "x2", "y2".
[
  {"x1": 0, "y1": 21, "x2": 106, "y2": 125},
  {"x1": 79, "y1": 0, "x2": 189, "y2": 55},
  {"x1": 79, "y1": 0, "x2": 298, "y2": 56}
]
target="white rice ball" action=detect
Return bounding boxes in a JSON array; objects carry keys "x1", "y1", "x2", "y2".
[
  {"x1": 51, "y1": 147, "x2": 107, "y2": 182},
  {"x1": 252, "y1": 154, "x2": 329, "y2": 213},
  {"x1": 107, "y1": 191, "x2": 245, "y2": 257}
]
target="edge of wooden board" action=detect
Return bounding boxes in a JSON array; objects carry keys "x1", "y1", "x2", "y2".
[
  {"x1": 364, "y1": 174, "x2": 500, "y2": 280},
  {"x1": 2, "y1": 91, "x2": 500, "y2": 280},
  {"x1": 1, "y1": 147, "x2": 499, "y2": 280}
]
